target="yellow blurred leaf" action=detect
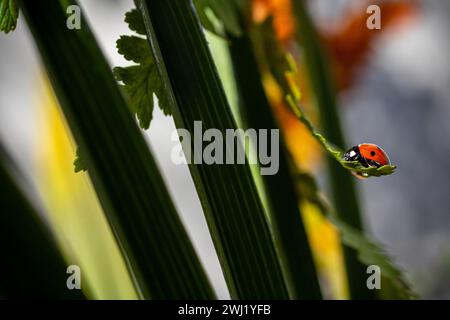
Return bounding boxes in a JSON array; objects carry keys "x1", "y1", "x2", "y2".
[{"x1": 35, "y1": 78, "x2": 138, "y2": 300}]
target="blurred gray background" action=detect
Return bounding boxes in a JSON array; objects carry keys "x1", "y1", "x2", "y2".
[
  {"x1": 1, "y1": 0, "x2": 449, "y2": 299},
  {"x1": 314, "y1": 0, "x2": 450, "y2": 299}
]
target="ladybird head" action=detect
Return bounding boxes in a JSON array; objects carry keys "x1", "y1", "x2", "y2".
[{"x1": 343, "y1": 146, "x2": 361, "y2": 162}]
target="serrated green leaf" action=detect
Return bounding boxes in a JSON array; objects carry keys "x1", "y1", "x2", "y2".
[
  {"x1": 73, "y1": 147, "x2": 86, "y2": 173},
  {"x1": 0, "y1": 142, "x2": 85, "y2": 299},
  {"x1": 138, "y1": 0, "x2": 289, "y2": 299},
  {"x1": 125, "y1": 9, "x2": 146, "y2": 35},
  {"x1": 0, "y1": 0, "x2": 19, "y2": 33},
  {"x1": 226, "y1": 28, "x2": 321, "y2": 298},
  {"x1": 341, "y1": 161, "x2": 397, "y2": 178},
  {"x1": 333, "y1": 215, "x2": 418, "y2": 299},
  {"x1": 284, "y1": 59, "x2": 396, "y2": 179},
  {"x1": 295, "y1": 172, "x2": 417, "y2": 299},
  {"x1": 114, "y1": 64, "x2": 155, "y2": 129},
  {"x1": 21, "y1": 0, "x2": 214, "y2": 299},
  {"x1": 330, "y1": 215, "x2": 417, "y2": 299},
  {"x1": 254, "y1": 18, "x2": 291, "y2": 93},
  {"x1": 116, "y1": 35, "x2": 149, "y2": 63},
  {"x1": 291, "y1": 0, "x2": 375, "y2": 299},
  {"x1": 115, "y1": 11, "x2": 171, "y2": 129}
]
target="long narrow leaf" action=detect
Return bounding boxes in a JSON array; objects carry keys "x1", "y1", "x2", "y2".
[
  {"x1": 296, "y1": 172, "x2": 417, "y2": 299},
  {"x1": 0, "y1": 0, "x2": 19, "y2": 33},
  {"x1": 137, "y1": 0, "x2": 289, "y2": 299},
  {"x1": 227, "y1": 30, "x2": 322, "y2": 299},
  {"x1": 0, "y1": 142, "x2": 85, "y2": 299},
  {"x1": 292, "y1": 0, "x2": 374, "y2": 299},
  {"x1": 19, "y1": 0, "x2": 214, "y2": 299}
]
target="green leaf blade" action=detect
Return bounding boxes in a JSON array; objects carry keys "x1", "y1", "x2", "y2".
[
  {"x1": 73, "y1": 147, "x2": 86, "y2": 173},
  {"x1": 20, "y1": 0, "x2": 214, "y2": 299},
  {"x1": 329, "y1": 215, "x2": 417, "y2": 299},
  {"x1": 226, "y1": 30, "x2": 322, "y2": 299},
  {"x1": 114, "y1": 64, "x2": 155, "y2": 129},
  {"x1": 194, "y1": 0, "x2": 242, "y2": 37},
  {"x1": 291, "y1": 0, "x2": 376, "y2": 299},
  {"x1": 285, "y1": 57, "x2": 396, "y2": 179},
  {"x1": 297, "y1": 169, "x2": 417, "y2": 299},
  {"x1": 138, "y1": 0, "x2": 289, "y2": 299},
  {"x1": 0, "y1": 0, "x2": 19, "y2": 33},
  {"x1": 115, "y1": 13, "x2": 171, "y2": 130},
  {"x1": 117, "y1": 35, "x2": 150, "y2": 64},
  {"x1": 125, "y1": 8, "x2": 146, "y2": 35},
  {"x1": 0, "y1": 143, "x2": 85, "y2": 299}
]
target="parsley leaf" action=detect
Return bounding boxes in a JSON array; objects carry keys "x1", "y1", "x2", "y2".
[
  {"x1": 0, "y1": 0, "x2": 19, "y2": 34},
  {"x1": 73, "y1": 147, "x2": 86, "y2": 173},
  {"x1": 124, "y1": 8, "x2": 146, "y2": 35},
  {"x1": 113, "y1": 9, "x2": 171, "y2": 130}
]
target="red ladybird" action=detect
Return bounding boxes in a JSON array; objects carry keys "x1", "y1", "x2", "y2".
[{"x1": 343, "y1": 143, "x2": 390, "y2": 168}]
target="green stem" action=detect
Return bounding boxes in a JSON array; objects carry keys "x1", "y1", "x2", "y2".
[
  {"x1": 138, "y1": 0, "x2": 289, "y2": 299},
  {"x1": 0, "y1": 142, "x2": 85, "y2": 299},
  {"x1": 227, "y1": 30, "x2": 322, "y2": 299},
  {"x1": 292, "y1": 0, "x2": 375, "y2": 299},
  {"x1": 20, "y1": 0, "x2": 215, "y2": 299}
]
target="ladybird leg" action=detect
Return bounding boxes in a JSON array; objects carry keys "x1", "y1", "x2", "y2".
[
  {"x1": 359, "y1": 156, "x2": 370, "y2": 168},
  {"x1": 366, "y1": 159, "x2": 381, "y2": 168}
]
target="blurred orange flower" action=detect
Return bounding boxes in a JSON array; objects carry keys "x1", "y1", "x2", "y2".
[
  {"x1": 253, "y1": 0, "x2": 295, "y2": 43},
  {"x1": 254, "y1": 0, "x2": 416, "y2": 169},
  {"x1": 252, "y1": 0, "x2": 416, "y2": 299},
  {"x1": 323, "y1": 1, "x2": 417, "y2": 91}
]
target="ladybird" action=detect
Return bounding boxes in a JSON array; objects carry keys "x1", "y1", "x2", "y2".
[{"x1": 343, "y1": 143, "x2": 390, "y2": 168}]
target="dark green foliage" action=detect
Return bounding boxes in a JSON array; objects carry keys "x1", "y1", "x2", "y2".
[
  {"x1": 291, "y1": 0, "x2": 375, "y2": 299},
  {"x1": 296, "y1": 172, "x2": 417, "y2": 299},
  {"x1": 0, "y1": 0, "x2": 18, "y2": 33},
  {"x1": 19, "y1": 0, "x2": 214, "y2": 299},
  {"x1": 114, "y1": 10, "x2": 171, "y2": 129},
  {"x1": 73, "y1": 147, "x2": 86, "y2": 173},
  {"x1": 194, "y1": 0, "x2": 242, "y2": 37},
  {"x1": 284, "y1": 66, "x2": 396, "y2": 179},
  {"x1": 137, "y1": 0, "x2": 289, "y2": 299},
  {"x1": 0, "y1": 143, "x2": 85, "y2": 299},
  {"x1": 226, "y1": 30, "x2": 322, "y2": 299}
]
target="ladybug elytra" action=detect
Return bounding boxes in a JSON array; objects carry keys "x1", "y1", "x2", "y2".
[{"x1": 343, "y1": 143, "x2": 390, "y2": 168}]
